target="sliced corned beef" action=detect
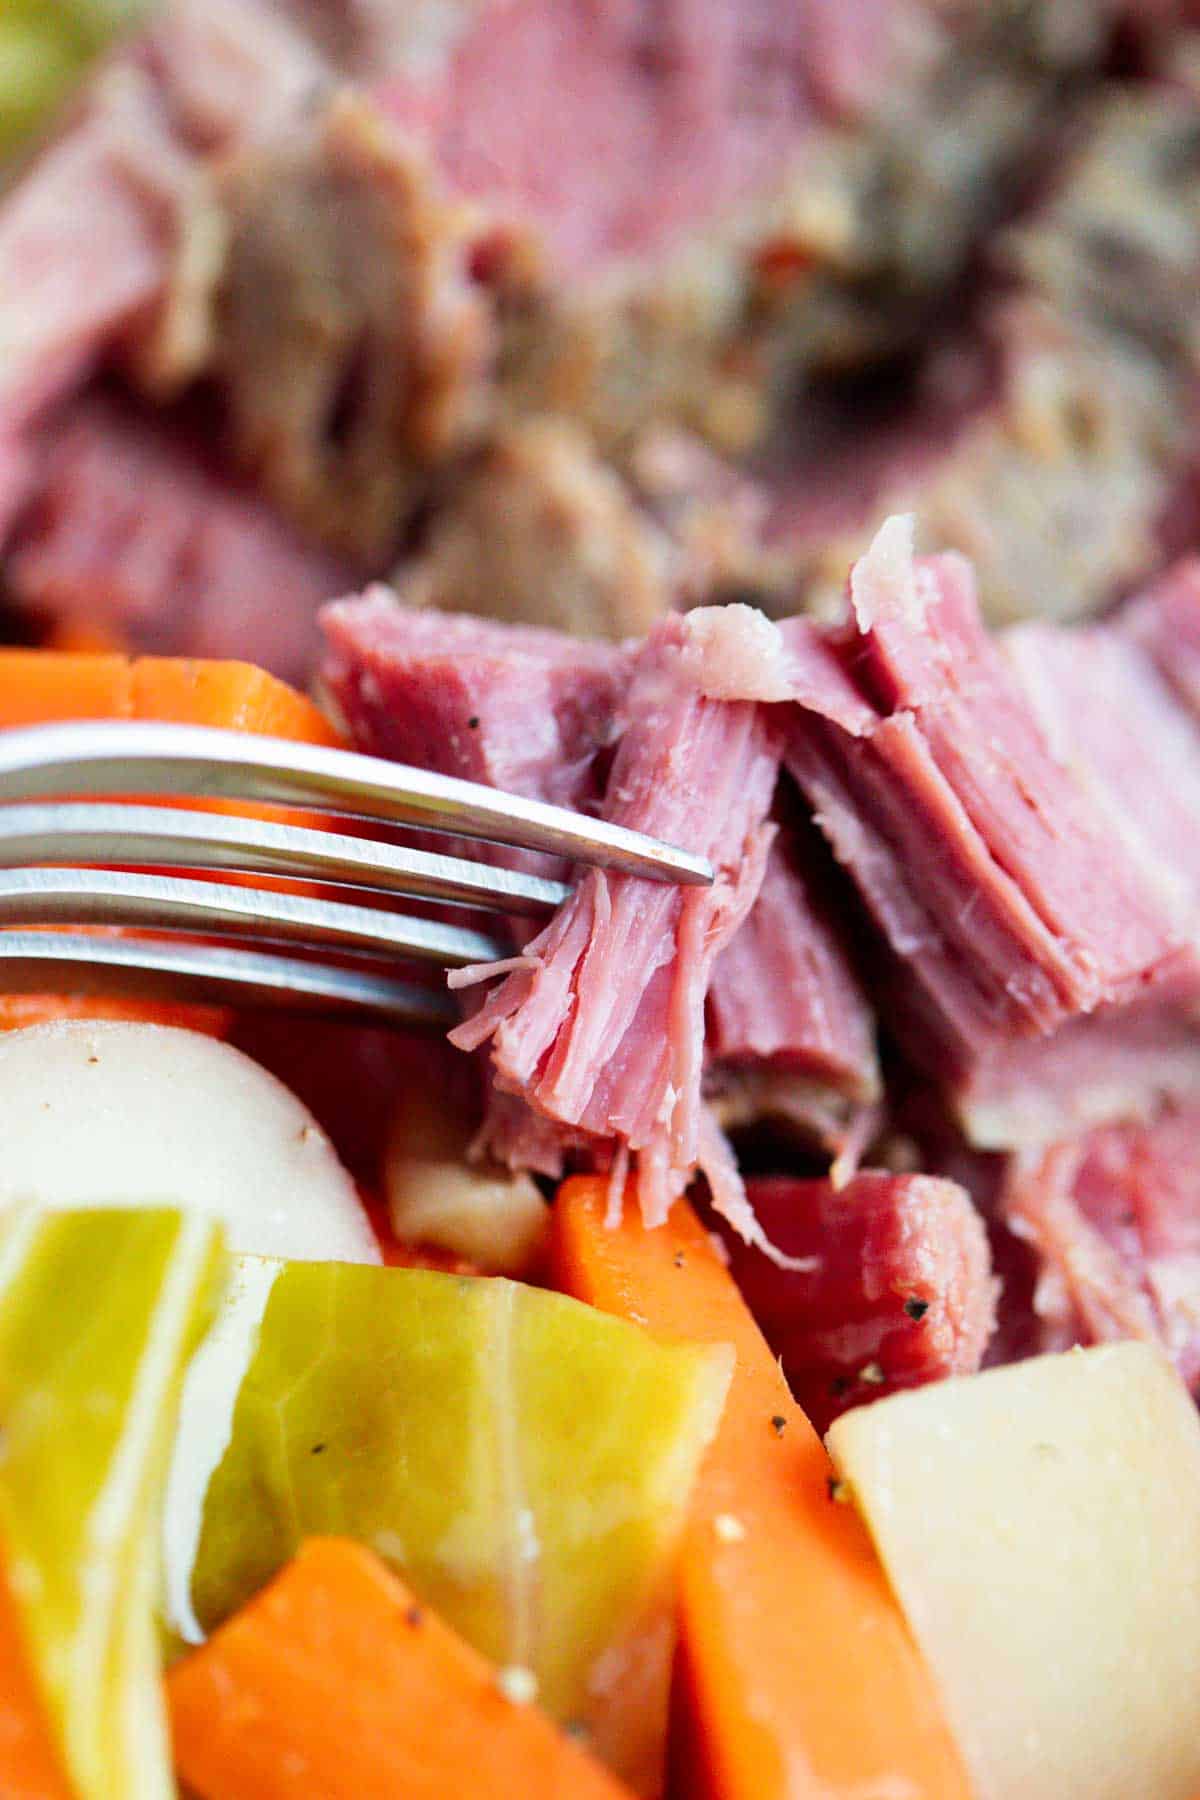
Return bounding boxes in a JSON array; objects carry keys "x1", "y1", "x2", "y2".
[
  {"x1": 1007, "y1": 594, "x2": 1200, "y2": 930},
  {"x1": 0, "y1": 60, "x2": 212, "y2": 516},
  {"x1": 778, "y1": 520, "x2": 1185, "y2": 1142},
  {"x1": 6, "y1": 393, "x2": 353, "y2": 681},
  {"x1": 1122, "y1": 555, "x2": 1200, "y2": 719},
  {"x1": 715, "y1": 1171, "x2": 996, "y2": 1432},
  {"x1": 0, "y1": 0, "x2": 330, "y2": 533},
  {"x1": 321, "y1": 590, "x2": 885, "y2": 1179},
  {"x1": 1002, "y1": 1098, "x2": 1200, "y2": 1391},
  {"x1": 447, "y1": 607, "x2": 782, "y2": 1236},
  {"x1": 705, "y1": 820, "x2": 881, "y2": 1161},
  {"x1": 320, "y1": 588, "x2": 627, "y2": 832}
]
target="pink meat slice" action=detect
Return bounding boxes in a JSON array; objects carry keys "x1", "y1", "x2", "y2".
[
  {"x1": 778, "y1": 521, "x2": 1185, "y2": 1136},
  {"x1": 1122, "y1": 556, "x2": 1200, "y2": 721},
  {"x1": 321, "y1": 589, "x2": 630, "y2": 1177},
  {"x1": 0, "y1": 68, "x2": 192, "y2": 523},
  {"x1": 0, "y1": 0, "x2": 328, "y2": 531},
  {"x1": 1003, "y1": 1097, "x2": 1200, "y2": 1392},
  {"x1": 448, "y1": 608, "x2": 782, "y2": 1231},
  {"x1": 320, "y1": 588, "x2": 627, "y2": 827},
  {"x1": 717, "y1": 1171, "x2": 996, "y2": 1433},
  {"x1": 706, "y1": 825, "x2": 877, "y2": 1097},
  {"x1": 377, "y1": 0, "x2": 849, "y2": 279},
  {"x1": 7, "y1": 393, "x2": 352, "y2": 681}
]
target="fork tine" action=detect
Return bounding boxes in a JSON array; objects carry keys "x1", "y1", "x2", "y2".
[
  {"x1": 0, "y1": 722, "x2": 714, "y2": 885},
  {"x1": 0, "y1": 869, "x2": 509, "y2": 967},
  {"x1": 0, "y1": 931, "x2": 455, "y2": 1027},
  {"x1": 0, "y1": 803, "x2": 568, "y2": 914}
]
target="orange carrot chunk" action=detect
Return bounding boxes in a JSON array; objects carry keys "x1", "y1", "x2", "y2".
[
  {"x1": 168, "y1": 1538, "x2": 633, "y2": 1800},
  {"x1": 0, "y1": 1560, "x2": 73, "y2": 1800},
  {"x1": 0, "y1": 649, "x2": 339, "y2": 740},
  {"x1": 551, "y1": 1178, "x2": 971, "y2": 1800}
]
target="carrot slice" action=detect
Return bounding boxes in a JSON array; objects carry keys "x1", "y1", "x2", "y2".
[
  {"x1": 0, "y1": 649, "x2": 339, "y2": 741},
  {"x1": 0, "y1": 1560, "x2": 73, "y2": 1800},
  {"x1": 0, "y1": 650, "x2": 134, "y2": 724},
  {"x1": 168, "y1": 1538, "x2": 633, "y2": 1800},
  {"x1": 130, "y1": 657, "x2": 340, "y2": 743},
  {"x1": 0, "y1": 993, "x2": 232, "y2": 1037},
  {"x1": 550, "y1": 1178, "x2": 971, "y2": 1800}
]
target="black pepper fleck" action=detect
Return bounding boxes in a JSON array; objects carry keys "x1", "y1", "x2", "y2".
[
  {"x1": 673, "y1": 1251, "x2": 686, "y2": 1268},
  {"x1": 310, "y1": 1443, "x2": 327, "y2": 1456},
  {"x1": 468, "y1": 716, "x2": 480, "y2": 730},
  {"x1": 830, "y1": 1375, "x2": 851, "y2": 1396},
  {"x1": 904, "y1": 1296, "x2": 929, "y2": 1322},
  {"x1": 826, "y1": 1476, "x2": 842, "y2": 1502},
  {"x1": 770, "y1": 1414, "x2": 787, "y2": 1437},
  {"x1": 406, "y1": 1604, "x2": 424, "y2": 1628}
]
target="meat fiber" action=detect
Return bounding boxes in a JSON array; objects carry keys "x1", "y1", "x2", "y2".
[
  {"x1": 6, "y1": 394, "x2": 353, "y2": 681},
  {"x1": 445, "y1": 609, "x2": 783, "y2": 1235},
  {"x1": 1002, "y1": 1098, "x2": 1200, "y2": 1391},
  {"x1": 716, "y1": 1172, "x2": 996, "y2": 1432},
  {"x1": 779, "y1": 520, "x2": 1186, "y2": 1142},
  {"x1": 705, "y1": 821, "x2": 881, "y2": 1161}
]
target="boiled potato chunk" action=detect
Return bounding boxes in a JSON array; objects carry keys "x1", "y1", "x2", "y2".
[
  {"x1": 0, "y1": 1021, "x2": 377, "y2": 1262},
  {"x1": 827, "y1": 1342, "x2": 1200, "y2": 1800}
]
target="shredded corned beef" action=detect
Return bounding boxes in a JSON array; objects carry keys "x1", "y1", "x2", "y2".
[
  {"x1": 716, "y1": 1171, "x2": 996, "y2": 1432},
  {"x1": 1002, "y1": 1098, "x2": 1200, "y2": 1392},
  {"x1": 705, "y1": 820, "x2": 881, "y2": 1165},
  {"x1": 448, "y1": 608, "x2": 783, "y2": 1241},
  {"x1": 779, "y1": 519, "x2": 1185, "y2": 1144}
]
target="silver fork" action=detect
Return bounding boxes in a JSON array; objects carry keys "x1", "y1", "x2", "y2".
[{"x1": 0, "y1": 721, "x2": 710, "y2": 1028}]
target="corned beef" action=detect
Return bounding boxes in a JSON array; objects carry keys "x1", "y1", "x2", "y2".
[
  {"x1": 6, "y1": 393, "x2": 353, "y2": 681},
  {"x1": 0, "y1": 59, "x2": 215, "y2": 523},
  {"x1": 447, "y1": 608, "x2": 782, "y2": 1239},
  {"x1": 1002, "y1": 1098, "x2": 1200, "y2": 1391},
  {"x1": 779, "y1": 520, "x2": 1186, "y2": 1142},
  {"x1": 320, "y1": 588, "x2": 627, "y2": 838},
  {"x1": 322, "y1": 589, "x2": 886, "y2": 1180},
  {"x1": 716, "y1": 1172, "x2": 996, "y2": 1432},
  {"x1": 705, "y1": 821, "x2": 881, "y2": 1162}
]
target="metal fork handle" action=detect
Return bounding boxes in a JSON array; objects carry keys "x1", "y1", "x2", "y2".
[
  {"x1": 0, "y1": 722, "x2": 714, "y2": 886},
  {"x1": 0, "y1": 932, "x2": 454, "y2": 1027}
]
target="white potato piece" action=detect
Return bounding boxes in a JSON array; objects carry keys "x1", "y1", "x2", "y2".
[
  {"x1": 0, "y1": 1020, "x2": 379, "y2": 1262},
  {"x1": 384, "y1": 1064, "x2": 548, "y2": 1276},
  {"x1": 827, "y1": 1342, "x2": 1200, "y2": 1800}
]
